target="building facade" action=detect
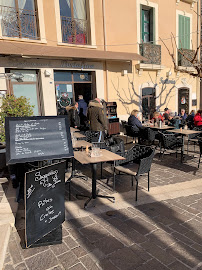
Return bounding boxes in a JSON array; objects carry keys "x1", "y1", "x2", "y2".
[{"x1": 0, "y1": 0, "x2": 200, "y2": 120}]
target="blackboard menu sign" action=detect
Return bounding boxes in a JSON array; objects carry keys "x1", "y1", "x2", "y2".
[
  {"x1": 25, "y1": 161, "x2": 66, "y2": 248},
  {"x1": 5, "y1": 116, "x2": 73, "y2": 164}
]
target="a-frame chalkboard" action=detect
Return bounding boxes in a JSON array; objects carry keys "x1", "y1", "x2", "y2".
[
  {"x1": 25, "y1": 161, "x2": 66, "y2": 248},
  {"x1": 5, "y1": 116, "x2": 73, "y2": 164}
]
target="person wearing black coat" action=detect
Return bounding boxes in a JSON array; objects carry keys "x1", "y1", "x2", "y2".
[
  {"x1": 128, "y1": 109, "x2": 143, "y2": 132},
  {"x1": 66, "y1": 103, "x2": 80, "y2": 128}
]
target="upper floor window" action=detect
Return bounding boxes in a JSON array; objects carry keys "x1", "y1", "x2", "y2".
[
  {"x1": 0, "y1": 0, "x2": 39, "y2": 40},
  {"x1": 178, "y1": 15, "x2": 190, "y2": 49},
  {"x1": 59, "y1": 0, "x2": 89, "y2": 45},
  {"x1": 141, "y1": 5, "x2": 155, "y2": 43}
]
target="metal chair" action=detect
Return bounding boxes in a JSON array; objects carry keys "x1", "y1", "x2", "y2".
[
  {"x1": 125, "y1": 124, "x2": 139, "y2": 143},
  {"x1": 114, "y1": 145, "x2": 155, "y2": 201},
  {"x1": 158, "y1": 131, "x2": 183, "y2": 159},
  {"x1": 187, "y1": 127, "x2": 202, "y2": 155}
]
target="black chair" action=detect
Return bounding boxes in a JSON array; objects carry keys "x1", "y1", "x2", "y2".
[
  {"x1": 85, "y1": 131, "x2": 101, "y2": 143},
  {"x1": 187, "y1": 127, "x2": 202, "y2": 155},
  {"x1": 158, "y1": 131, "x2": 183, "y2": 159},
  {"x1": 125, "y1": 124, "x2": 139, "y2": 143},
  {"x1": 121, "y1": 120, "x2": 127, "y2": 136},
  {"x1": 198, "y1": 138, "x2": 202, "y2": 169},
  {"x1": 114, "y1": 145, "x2": 155, "y2": 201}
]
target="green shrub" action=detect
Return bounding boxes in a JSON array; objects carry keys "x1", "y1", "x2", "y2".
[{"x1": 0, "y1": 95, "x2": 34, "y2": 142}]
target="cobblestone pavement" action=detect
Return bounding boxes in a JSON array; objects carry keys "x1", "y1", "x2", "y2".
[
  {"x1": 3, "y1": 192, "x2": 202, "y2": 270},
  {"x1": 3, "y1": 142, "x2": 202, "y2": 270}
]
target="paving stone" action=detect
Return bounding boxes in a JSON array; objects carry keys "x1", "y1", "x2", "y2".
[
  {"x1": 146, "y1": 229, "x2": 175, "y2": 249},
  {"x1": 79, "y1": 255, "x2": 100, "y2": 270},
  {"x1": 50, "y1": 242, "x2": 70, "y2": 256},
  {"x1": 79, "y1": 224, "x2": 109, "y2": 243},
  {"x1": 108, "y1": 247, "x2": 144, "y2": 270},
  {"x1": 171, "y1": 231, "x2": 194, "y2": 246},
  {"x1": 57, "y1": 250, "x2": 79, "y2": 269},
  {"x1": 8, "y1": 240, "x2": 23, "y2": 265},
  {"x1": 72, "y1": 246, "x2": 87, "y2": 258},
  {"x1": 69, "y1": 263, "x2": 86, "y2": 270},
  {"x1": 167, "y1": 242, "x2": 202, "y2": 268},
  {"x1": 125, "y1": 229, "x2": 148, "y2": 244},
  {"x1": 4, "y1": 253, "x2": 12, "y2": 265},
  {"x1": 98, "y1": 259, "x2": 118, "y2": 270},
  {"x1": 14, "y1": 262, "x2": 28, "y2": 270},
  {"x1": 126, "y1": 217, "x2": 157, "y2": 236},
  {"x1": 63, "y1": 236, "x2": 79, "y2": 249},
  {"x1": 168, "y1": 260, "x2": 191, "y2": 270},
  {"x1": 136, "y1": 258, "x2": 170, "y2": 270},
  {"x1": 69, "y1": 216, "x2": 95, "y2": 229},
  {"x1": 94, "y1": 235, "x2": 124, "y2": 255},
  {"x1": 130, "y1": 244, "x2": 152, "y2": 261},
  {"x1": 169, "y1": 222, "x2": 191, "y2": 234},
  {"x1": 19, "y1": 244, "x2": 49, "y2": 259},
  {"x1": 25, "y1": 250, "x2": 57, "y2": 270},
  {"x1": 140, "y1": 241, "x2": 175, "y2": 265},
  {"x1": 3, "y1": 264, "x2": 15, "y2": 270}
]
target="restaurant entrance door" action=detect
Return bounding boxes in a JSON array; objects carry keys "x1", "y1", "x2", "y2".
[
  {"x1": 142, "y1": 87, "x2": 156, "y2": 120},
  {"x1": 178, "y1": 88, "x2": 189, "y2": 114},
  {"x1": 54, "y1": 70, "x2": 95, "y2": 115}
]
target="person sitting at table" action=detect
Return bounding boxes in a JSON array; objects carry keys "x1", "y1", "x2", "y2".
[
  {"x1": 168, "y1": 112, "x2": 181, "y2": 129},
  {"x1": 194, "y1": 110, "x2": 202, "y2": 127},
  {"x1": 151, "y1": 111, "x2": 164, "y2": 124},
  {"x1": 186, "y1": 110, "x2": 195, "y2": 130},
  {"x1": 128, "y1": 109, "x2": 143, "y2": 131},
  {"x1": 163, "y1": 108, "x2": 169, "y2": 121}
]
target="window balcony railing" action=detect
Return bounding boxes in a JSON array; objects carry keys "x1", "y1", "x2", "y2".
[
  {"x1": 139, "y1": 43, "x2": 161, "y2": 65},
  {"x1": 0, "y1": 5, "x2": 39, "y2": 40},
  {"x1": 178, "y1": 49, "x2": 195, "y2": 67},
  {"x1": 61, "y1": 16, "x2": 89, "y2": 45}
]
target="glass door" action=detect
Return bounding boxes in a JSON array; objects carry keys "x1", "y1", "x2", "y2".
[{"x1": 55, "y1": 83, "x2": 73, "y2": 114}]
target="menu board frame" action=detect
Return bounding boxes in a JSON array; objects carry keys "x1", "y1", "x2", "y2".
[
  {"x1": 5, "y1": 116, "x2": 73, "y2": 164},
  {"x1": 24, "y1": 161, "x2": 66, "y2": 248}
]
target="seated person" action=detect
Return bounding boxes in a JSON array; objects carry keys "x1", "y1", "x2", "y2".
[
  {"x1": 168, "y1": 112, "x2": 181, "y2": 129},
  {"x1": 186, "y1": 110, "x2": 195, "y2": 130},
  {"x1": 151, "y1": 111, "x2": 164, "y2": 123},
  {"x1": 179, "y1": 109, "x2": 187, "y2": 126},
  {"x1": 194, "y1": 110, "x2": 202, "y2": 127},
  {"x1": 163, "y1": 108, "x2": 169, "y2": 121},
  {"x1": 128, "y1": 109, "x2": 143, "y2": 132}
]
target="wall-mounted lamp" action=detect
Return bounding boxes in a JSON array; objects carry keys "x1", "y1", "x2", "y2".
[
  {"x1": 44, "y1": 69, "x2": 51, "y2": 77},
  {"x1": 166, "y1": 71, "x2": 172, "y2": 78},
  {"x1": 121, "y1": 70, "x2": 128, "y2": 76}
]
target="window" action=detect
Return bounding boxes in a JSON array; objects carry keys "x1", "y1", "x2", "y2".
[
  {"x1": 0, "y1": 0, "x2": 39, "y2": 39},
  {"x1": 141, "y1": 5, "x2": 155, "y2": 43},
  {"x1": 178, "y1": 15, "x2": 190, "y2": 49},
  {"x1": 59, "y1": 0, "x2": 89, "y2": 45},
  {"x1": 9, "y1": 70, "x2": 40, "y2": 116}
]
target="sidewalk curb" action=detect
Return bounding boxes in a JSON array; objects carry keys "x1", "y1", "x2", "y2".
[{"x1": 0, "y1": 180, "x2": 18, "y2": 270}]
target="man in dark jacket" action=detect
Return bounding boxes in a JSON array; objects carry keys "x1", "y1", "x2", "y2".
[
  {"x1": 66, "y1": 102, "x2": 80, "y2": 128},
  {"x1": 88, "y1": 98, "x2": 108, "y2": 141},
  {"x1": 78, "y1": 95, "x2": 87, "y2": 116}
]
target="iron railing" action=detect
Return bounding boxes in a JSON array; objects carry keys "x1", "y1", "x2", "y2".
[
  {"x1": 61, "y1": 16, "x2": 89, "y2": 45},
  {"x1": 178, "y1": 49, "x2": 195, "y2": 67},
  {"x1": 0, "y1": 5, "x2": 39, "y2": 40},
  {"x1": 139, "y1": 43, "x2": 161, "y2": 65}
]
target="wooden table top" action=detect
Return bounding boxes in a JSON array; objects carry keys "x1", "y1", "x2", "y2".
[
  {"x1": 73, "y1": 140, "x2": 92, "y2": 149},
  {"x1": 167, "y1": 129, "x2": 202, "y2": 136},
  {"x1": 73, "y1": 132, "x2": 86, "y2": 139},
  {"x1": 74, "y1": 149, "x2": 125, "y2": 165},
  {"x1": 70, "y1": 127, "x2": 80, "y2": 132}
]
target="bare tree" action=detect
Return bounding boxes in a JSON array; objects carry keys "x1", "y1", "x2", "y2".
[{"x1": 160, "y1": 33, "x2": 201, "y2": 78}]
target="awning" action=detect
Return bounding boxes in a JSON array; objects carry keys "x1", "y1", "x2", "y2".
[{"x1": 0, "y1": 40, "x2": 145, "y2": 62}]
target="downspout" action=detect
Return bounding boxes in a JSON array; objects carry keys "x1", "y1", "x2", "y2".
[
  {"x1": 198, "y1": 0, "x2": 202, "y2": 109},
  {"x1": 102, "y1": 0, "x2": 109, "y2": 101}
]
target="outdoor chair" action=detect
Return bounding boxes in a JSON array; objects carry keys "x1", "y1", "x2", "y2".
[
  {"x1": 121, "y1": 120, "x2": 127, "y2": 135},
  {"x1": 85, "y1": 130, "x2": 101, "y2": 143},
  {"x1": 140, "y1": 127, "x2": 159, "y2": 146},
  {"x1": 125, "y1": 124, "x2": 139, "y2": 143},
  {"x1": 197, "y1": 138, "x2": 202, "y2": 169},
  {"x1": 113, "y1": 145, "x2": 155, "y2": 201},
  {"x1": 158, "y1": 131, "x2": 183, "y2": 159},
  {"x1": 187, "y1": 127, "x2": 202, "y2": 155}
]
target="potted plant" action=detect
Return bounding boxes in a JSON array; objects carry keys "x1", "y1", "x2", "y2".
[{"x1": 0, "y1": 95, "x2": 34, "y2": 147}]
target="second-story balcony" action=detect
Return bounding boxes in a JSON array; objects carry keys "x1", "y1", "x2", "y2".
[
  {"x1": 178, "y1": 49, "x2": 195, "y2": 67},
  {"x1": 61, "y1": 16, "x2": 89, "y2": 45},
  {"x1": 139, "y1": 43, "x2": 161, "y2": 65},
  {"x1": 0, "y1": 5, "x2": 39, "y2": 40}
]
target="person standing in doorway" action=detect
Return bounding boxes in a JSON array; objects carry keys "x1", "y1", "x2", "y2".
[
  {"x1": 87, "y1": 98, "x2": 108, "y2": 142},
  {"x1": 66, "y1": 102, "x2": 80, "y2": 128},
  {"x1": 78, "y1": 95, "x2": 87, "y2": 116}
]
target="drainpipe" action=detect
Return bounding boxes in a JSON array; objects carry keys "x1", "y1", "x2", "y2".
[
  {"x1": 198, "y1": 0, "x2": 202, "y2": 109},
  {"x1": 102, "y1": 0, "x2": 109, "y2": 102}
]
